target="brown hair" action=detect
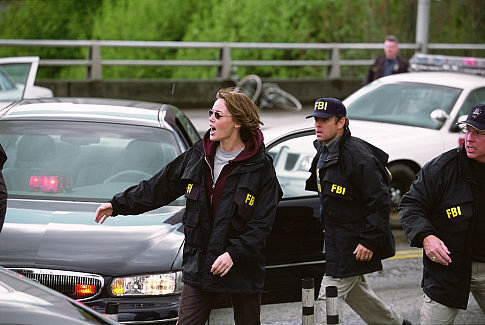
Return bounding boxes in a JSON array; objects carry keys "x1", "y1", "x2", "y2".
[
  {"x1": 216, "y1": 87, "x2": 263, "y2": 142},
  {"x1": 335, "y1": 116, "x2": 349, "y2": 128}
]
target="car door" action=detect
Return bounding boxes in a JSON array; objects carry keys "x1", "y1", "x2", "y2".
[
  {"x1": 263, "y1": 129, "x2": 324, "y2": 303},
  {"x1": 0, "y1": 57, "x2": 41, "y2": 102}
]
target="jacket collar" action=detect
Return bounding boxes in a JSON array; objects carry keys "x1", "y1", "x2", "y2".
[
  {"x1": 312, "y1": 127, "x2": 389, "y2": 168},
  {"x1": 202, "y1": 129, "x2": 265, "y2": 167},
  {"x1": 458, "y1": 144, "x2": 477, "y2": 184}
]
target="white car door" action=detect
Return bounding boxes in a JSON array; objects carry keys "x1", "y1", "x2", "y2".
[{"x1": 0, "y1": 56, "x2": 53, "y2": 107}]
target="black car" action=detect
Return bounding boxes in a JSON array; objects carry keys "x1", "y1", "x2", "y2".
[
  {"x1": 0, "y1": 97, "x2": 324, "y2": 323},
  {"x1": 0, "y1": 266, "x2": 119, "y2": 325}
]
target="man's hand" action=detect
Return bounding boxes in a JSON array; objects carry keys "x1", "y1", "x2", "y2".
[
  {"x1": 353, "y1": 243, "x2": 373, "y2": 262},
  {"x1": 210, "y1": 252, "x2": 234, "y2": 277},
  {"x1": 423, "y1": 235, "x2": 451, "y2": 266},
  {"x1": 95, "y1": 203, "x2": 113, "y2": 224}
]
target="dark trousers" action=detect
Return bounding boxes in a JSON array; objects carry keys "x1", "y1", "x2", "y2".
[{"x1": 177, "y1": 283, "x2": 261, "y2": 325}]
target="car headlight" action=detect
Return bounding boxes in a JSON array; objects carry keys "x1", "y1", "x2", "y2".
[{"x1": 110, "y1": 271, "x2": 183, "y2": 296}]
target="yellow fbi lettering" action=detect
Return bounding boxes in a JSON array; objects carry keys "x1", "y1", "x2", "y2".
[
  {"x1": 314, "y1": 101, "x2": 328, "y2": 111},
  {"x1": 446, "y1": 206, "x2": 461, "y2": 219},
  {"x1": 186, "y1": 183, "x2": 193, "y2": 194},
  {"x1": 245, "y1": 193, "x2": 255, "y2": 206},
  {"x1": 331, "y1": 183, "x2": 346, "y2": 196}
]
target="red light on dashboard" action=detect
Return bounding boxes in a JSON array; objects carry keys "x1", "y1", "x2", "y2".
[
  {"x1": 75, "y1": 284, "x2": 97, "y2": 297},
  {"x1": 29, "y1": 175, "x2": 71, "y2": 192}
]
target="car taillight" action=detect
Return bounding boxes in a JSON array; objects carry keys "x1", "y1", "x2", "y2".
[{"x1": 29, "y1": 175, "x2": 72, "y2": 192}]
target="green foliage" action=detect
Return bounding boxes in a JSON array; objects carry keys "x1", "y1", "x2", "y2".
[
  {"x1": 0, "y1": 0, "x2": 483, "y2": 79},
  {"x1": 0, "y1": 0, "x2": 102, "y2": 79}
]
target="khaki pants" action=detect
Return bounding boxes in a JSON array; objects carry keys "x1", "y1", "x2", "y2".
[
  {"x1": 420, "y1": 261, "x2": 485, "y2": 324},
  {"x1": 315, "y1": 274, "x2": 403, "y2": 325}
]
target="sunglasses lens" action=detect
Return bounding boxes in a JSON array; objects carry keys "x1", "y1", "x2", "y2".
[{"x1": 209, "y1": 110, "x2": 222, "y2": 119}]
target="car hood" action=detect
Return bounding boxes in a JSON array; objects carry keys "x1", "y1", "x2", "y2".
[
  {"x1": 0, "y1": 199, "x2": 185, "y2": 276},
  {"x1": 347, "y1": 119, "x2": 454, "y2": 165}
]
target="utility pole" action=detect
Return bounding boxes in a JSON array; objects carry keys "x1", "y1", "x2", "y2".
[{"x1": 416, "y1": 0, "x2": 430, "y2": 53}]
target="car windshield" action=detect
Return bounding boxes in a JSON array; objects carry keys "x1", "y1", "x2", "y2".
[
  {"x1": 0, "y1": 63, "x2": 32, "y2": 101},
  {"x1": 0, "y1": 121, "x2": 181, "y2": 202},
  {"x1": 346, "y1": 82, "x2": 462, "y2": 129}
]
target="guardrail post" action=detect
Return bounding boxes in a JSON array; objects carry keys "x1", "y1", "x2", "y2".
[
  {"x1": 217, "y1": 44, "x2": 231, "y2": 80},
  {"x1": 326, "y1": 285, "x2": 339, "y2": 324},
  {"x1": 328, "y1": 47, "x2": 341, "y2": 79},
  {"x1": 87, "y1": 43, "x2": 102, "y2": 80},
  {"x1": 302, "y1": 277, "x2": 314, "y2": 325}
]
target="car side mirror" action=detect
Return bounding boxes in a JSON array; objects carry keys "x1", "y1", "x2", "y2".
[{"x1": 430, "y1": 109, "x2": 449, "y2": 128}]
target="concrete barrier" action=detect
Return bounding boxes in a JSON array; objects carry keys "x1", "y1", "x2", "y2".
[{"x1": 37, "y1": 78, "x2": 363, "y2": 108}]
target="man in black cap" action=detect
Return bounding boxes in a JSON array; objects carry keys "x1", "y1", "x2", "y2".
[
  {"x1": 305, "y1": 98, "x2": 409, "y2": 324},
  {"x1": 400, "y1": 104, "x2": 485, "y2": 324}
]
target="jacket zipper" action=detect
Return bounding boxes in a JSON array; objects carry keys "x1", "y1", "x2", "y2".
[{"x1": 204, "y1": 156, "x2": 215, "y2": 203}]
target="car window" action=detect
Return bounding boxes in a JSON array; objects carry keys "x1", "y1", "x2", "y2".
[
  {"x1": 267, "y1": 132, "x2": 316, "y2": 198},
  {"x1": 175, "y1": 109, "x2": 200, "y2": 146},
  {"x1": 0, "y1": 120, "x2": 182, "y2": 202},
  {"x1": 0, "y1": 63, "x2": 32, "y2": 101},
  {"x1": 459, "y1": 87, "x2": 485, "y2": 117},
  {"x1": 346, "y1": 82, "x2": 462, "y2": 129}
]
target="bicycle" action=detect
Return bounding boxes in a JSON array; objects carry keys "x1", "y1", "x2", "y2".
[{"x1": 236, "y1": 74, "x2": 302, "y2": 112}]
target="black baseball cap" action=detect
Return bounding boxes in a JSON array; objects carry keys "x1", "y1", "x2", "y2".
[
  {"x1": 306, "y1": 97, "x2": 346, "y2": 119},
  {"x1": 458, "y1": 104, "x2": 485, "y2": 131}
]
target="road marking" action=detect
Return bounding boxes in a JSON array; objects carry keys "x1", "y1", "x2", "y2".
[{"x1": 389, "y1": 249, "x2": 423, "y2": 260}]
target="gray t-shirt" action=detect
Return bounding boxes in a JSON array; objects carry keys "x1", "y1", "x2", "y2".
[{"x1": 214, "y1": 145, "x2": 245, "y2": 183}]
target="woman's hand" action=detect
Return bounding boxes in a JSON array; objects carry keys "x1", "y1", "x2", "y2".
[
  {"x1": 210, "y1": 252, "x2": 234, "y2": 277},
  {"x1": 95, "y1": 203, "x2": 113, "y2": 224}
]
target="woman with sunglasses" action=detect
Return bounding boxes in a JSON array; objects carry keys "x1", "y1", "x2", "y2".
[{"x1": 95, "y1": 88, "x2": 282, "y2": 325}]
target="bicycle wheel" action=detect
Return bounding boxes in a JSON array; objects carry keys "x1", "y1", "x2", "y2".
[
  {"x1": 261, "y1": 85, "x2": 302, "y2": 112},
  {"x1": 236, "y1": 74, "x2": 262, "y2": 103}
]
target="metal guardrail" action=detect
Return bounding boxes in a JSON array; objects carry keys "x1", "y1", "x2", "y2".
[{"x1": 1, "y1": 39, "x2": 485, "y2": 80}]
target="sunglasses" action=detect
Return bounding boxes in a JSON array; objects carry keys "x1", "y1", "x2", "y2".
[
  {"x1": 462, "y1": 126, "x2": 485, "y2": 137},
  {"x1": 208, "y1": 109, "x2": 232, "y2": 119}
]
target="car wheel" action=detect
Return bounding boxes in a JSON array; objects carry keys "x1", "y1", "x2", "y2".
[{"x1": 388, "y1": 164, "x2": 416, "y2": 227}]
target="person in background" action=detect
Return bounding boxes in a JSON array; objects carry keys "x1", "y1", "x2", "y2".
[
  {"x1": 364, "y1": 35, "x2": 409, "y2": 85},
  {"x1": 305, "y1": 97, "x2": 410, "y2": 325},
  {"x1": 95, "y1": 88, "x2": 282, "y2": 325},
  {"x1": 0, "y1": 144, "x2": 6, "y2": 233},
  {"x1": 399, "y1": 104, "x2": 485, "y2": 324}
]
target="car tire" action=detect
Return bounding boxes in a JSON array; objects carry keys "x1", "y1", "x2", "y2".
[{"x1": 388, "y1": 164, "x2": 416, "y2": 227}]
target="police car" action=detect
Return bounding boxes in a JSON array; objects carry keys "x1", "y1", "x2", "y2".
[{"x1": 266, "y1": 54, "x2": 485, "y2": 224}]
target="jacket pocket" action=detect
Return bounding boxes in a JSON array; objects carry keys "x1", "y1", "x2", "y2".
[
  {"x1": 322, "y1": 178, "x2": 353, "y2": 201},
  {"x1": 432, "y1": 200, "x2": 473, "y2": 253},
  {"x1": 434, "y1": 201, "x2": 473, "y2": 233},
  {"x1": 183, "y1": 182, "x2": 200, "y2": 227},
  {"x1": 231, "y1": 188, "x2": 256, "y2": 232},
  {"x1": 233, "y1": 188, "x2": 255, "y2": 221},
  {"x1": 182, "y1": 182, "x2": 202, "y2": 245},
  {"x1": 322, "y1": 179, "x2": 361, "y2": 224}
]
